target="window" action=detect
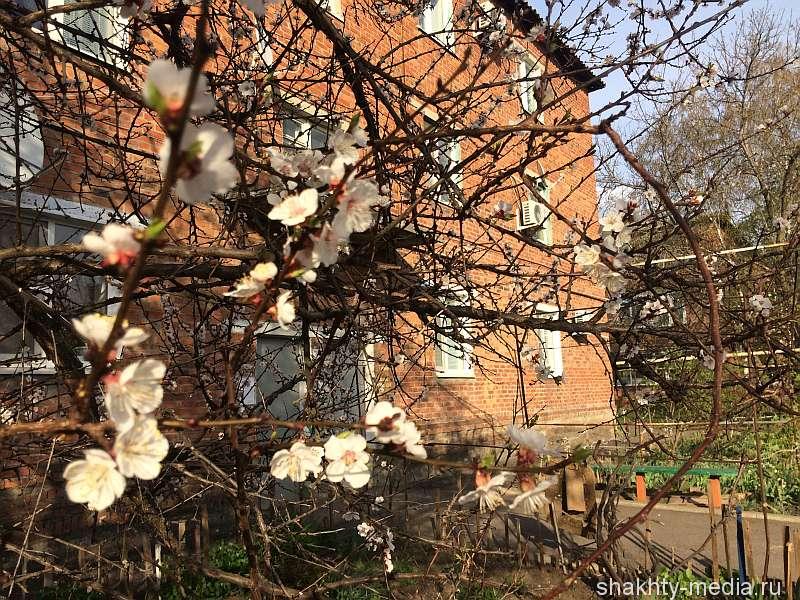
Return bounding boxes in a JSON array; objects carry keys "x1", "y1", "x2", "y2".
[
  {"x1": 518, "y1": 55, "x2": 543, "y2": 118},
  {"x1": 517, "y1": 177, "x2": 553, "y2": 245},
  {"x1": 283, "y1": 116, "x2": 328, "y2": 150},
  {"x1": 419, "y1": 0, "x2": 454, "y2": 47},
  {"x1": 253, "y1": 20, "x2": 273, "y2": 68},
  {"x1": 473, "y1": 1, "x2": 506, "y2": 47},
  {"x1": 0, "y1": 208, "x2": 118, "y2": 371},
  {"x1": 425, "y1": 117, "x2": 461, "y2": 206},
  {"x1": 254, "y1": 325, "x2": 373, "y2": 424},
  {"x1": 47, "y1": 0, "x2": 127, "y2": 64},
  {"x1": 433, "y1": 289, "x2": 473, "y2": 378},
  {"x1": 318, "y1": 0, "x2": 342, "y2": 19},
  {"x1": 0, "y1": 81, "x2": 44, "y2": 187},
  {"x1": 534, "y1": 303, "x2": 563, "y2": 379}
]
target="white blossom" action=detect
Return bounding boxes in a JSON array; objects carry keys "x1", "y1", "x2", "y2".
[
  {"x1": 364, "y1": 401, "x2": 407, "y2": 444},
  {"x1": 324, "y1": 433, "x2": 371, "y2": 489},
  {"x1": 268, "y1": 188, "x2": 319, "y2": 227},
  {"x1": 82, "y1": 224, "x2": 141, "y2": 267},
  {"x1": 599, "y1": 210, "x2": 626, "y2": 234},
  {"x1": 267, "y1": 148, "x2": 299, "y2": 178},
  {"x1": 328, "y1": 129, "x2": 365, "y2": 166},
  {"x1": 605, "y1": 297, "x2": 622, "y2": 317},
  {"x1": 73, "y1": 314, "x2": 148, "y2": 351},
  {"x1": 701, "y1": 350, "x2": 728, "y2": 370},
  {"x1": 238, "y1": 81, "x2": 256, "y2": 98},
  {"x1": 63, "y1": 449, "x2": 126, "y2": 511},
  {"x1": 143, "y1": 59, "x2": 215, "y2": 120},
  {"x1": 310, "y1": 224, "x2": 341, "y2": 266},
  {"x1": 507, "y1": 425, "x2": 561, "y2": 457},
  {"x1": 640, "y1": 298, "x2": 666, "y2": 320},
  {"x1": 274, "y1": 291, "x2": 296, "y2": 329},
  {"x1": 383, "y1": 551, "x2": 394, "y2": 573},
  {"x1": 225, "y1": 262, "x2": 278, "y2": 299},
  {"x1": 749, "y1": 294, "x2": 773, "y2": 317},
  {"x1": 573, "y1": 244, "x2": 601, "y2": 269},
  {"x1": 357, "y1": 522, "x2": 375, "y2": 539},
  {"x1": 113, "y1": 415, "x2": 170, "y2": 480},
  {"x1": 457, "y1": 471, "x2": 514, "y2": 512},
  {"x1": 239, "y1": 0, "x2": 270, "y2": 17},
  {"x1": 269, "y1": 440, "x2": 324, "y2": 482},
  {"x1": 509, "y1": 477, "x2": 556, "y2": 513},
  {"x1": 292, "y1": 149, "x2": 324, "y2": 178},
  {"x1": 395, "y1": 420, "x2": 427, "y2": 459},
  {"x1": 332, "y1": 179, "x2": 386, "y2": 238},
  {"x1": 160, "y1": 123, "x2": 239, "y2": 205},
  {"x1": 104, "y1": 359, "x2": 166, "y2": 432},
  {"x1": 116, "y1": 0, "x2": 151, "y2": 20},
  {"x1": 591, "y1": 263, "x2": 627, "y2": 294}
]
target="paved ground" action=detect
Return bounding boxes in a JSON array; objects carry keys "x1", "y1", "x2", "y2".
[{"x1": 615, "y1": 500, "x2": 800, "y2": 580}]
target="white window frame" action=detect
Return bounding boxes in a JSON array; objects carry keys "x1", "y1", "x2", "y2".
[
  {"x1": 534, "y1": 303, "x2": 563, "y2": 379},
  {"x1": 282, "y1": 114, "x2": 329, "y2": 150},
  {"x1": 419, "y1": 0, "x2": 454, "y2": 47},
  {"x1": 252, "y1": 19, "x2": 274, "y2": 68},
  {"x1": 0, "y1": 193, "x2": 134, "y2": 374},
  {"x1": 45, "y1": 0, "x2": 128, "y2": 67},
  {"x1": 433, "y1": 288, "x2": 473, "y2": 379},
  {"x1": 424, "y1": 116, "x2": 461, "y2": 206},
  {"x1": 318, "y1": 0, "x2": 342, "y2": 19},
  {"x1": 475, "y1": 1, "x2": 506, "y2": 32},
  {"x1": 517, "y1": 177, "x2": 553, "y2": 245},
  {"x1": 0, "y1": 81, "x2": 44, "y2": 187},
  {"x1": 518, "y1": 53, "x2": 545, "y2": 122}
]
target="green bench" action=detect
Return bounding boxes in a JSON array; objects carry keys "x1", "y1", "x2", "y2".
[{"x1": 592, "y1": 463, "x2": 739, "y2": 506}]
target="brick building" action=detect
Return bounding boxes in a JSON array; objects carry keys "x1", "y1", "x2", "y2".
[{"x1": 0, "y1": 0, "x2": 615, "y2": 513}]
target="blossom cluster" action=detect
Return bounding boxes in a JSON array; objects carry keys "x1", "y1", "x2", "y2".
[
  {"x1": 356, "y1": 522, "x2": 396, "y2": 573},
  {"x1": 269, "y1": 402, "x2": 426, "y2": 490},
  {"x1": 225, "y1": 119, "x2": 385, "y2": 329},
  {"x1": 64, "y1": 315, "x2": 169, "y2": 511},
  {"x1": 457, "y1": 426, "x2": 558, "y2": 513},
  {"x1": 572, "y1": 197, "x2": 638, "y2": 313}
]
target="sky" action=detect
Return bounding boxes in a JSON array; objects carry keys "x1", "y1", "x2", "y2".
[{"x1": 587, "y1": 0, "x2": 797, "y2": 116}]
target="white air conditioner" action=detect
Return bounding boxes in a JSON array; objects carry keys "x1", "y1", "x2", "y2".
[
  {"x1": 517, "y1": 199, "x2": 540, "y2": 230},
  {"x1": 475, "y1": 2, "x2": 506, "y2": 32}
]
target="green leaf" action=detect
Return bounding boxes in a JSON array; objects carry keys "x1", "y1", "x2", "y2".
[{"x1": 145, "y1": 218, "x2": 168, "y2": 240}]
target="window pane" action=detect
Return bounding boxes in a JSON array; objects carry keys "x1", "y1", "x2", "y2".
[
  {"x1": 0, "y1": 215, "x2": 44, "y2": 355},
  {"x1": 0, "y1": 83, "x2": 44, "y2": 186},
  {"x1": 51, "y1": 222, "x2": 103, "y2": 313},
  {"x1": 309, "y1": 126, "x2": 328, "y2": 150},
  {"x1": 0, "y1": 303, "x2": 33, "y2": 355},
  {"x1": 62, "y1": 2, "x2": 121, "y2": 62},
  {"x1": 283, "y1": 118, "x2": 303, "y2": 146}
]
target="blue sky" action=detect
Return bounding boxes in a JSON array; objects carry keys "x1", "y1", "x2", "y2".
[{"x1": 587, "y1": 0, "x2": 797, "y2": 115}]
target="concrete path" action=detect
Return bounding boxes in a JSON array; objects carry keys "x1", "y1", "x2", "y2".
[{"x1": 615, "y1": 500, "x2": 800, "y2": 580}]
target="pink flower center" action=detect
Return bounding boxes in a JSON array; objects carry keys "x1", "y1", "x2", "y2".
[{"x1": 343, "y1": 450, "x2": 358, "y2": 466}]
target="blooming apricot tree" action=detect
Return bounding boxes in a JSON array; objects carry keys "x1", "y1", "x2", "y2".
[{"x1": 0, "y1": 0, "x2": 795, "y2": 598}]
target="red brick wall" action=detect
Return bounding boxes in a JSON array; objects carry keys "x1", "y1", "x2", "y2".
[{"x1": 1, "y1": 0, "x2": 613, "y2": 455}]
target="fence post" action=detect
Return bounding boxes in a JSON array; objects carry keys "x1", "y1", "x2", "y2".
[
  {"x1": 722, "y1": 505, "x2": 732, "y2": 573},
  {"x1": 736, "y1": 505, "x2": 747, "y2": 582},
  {"x1": 708, "y1": 483, "x2": 719, "y2": 582},
  {"x1": 548, "y1": 503, "x2": 567, "y2": 575},
  {"x1": 786, "y1": 541, "x2": 794, "y2": 600},
  {"x1": 141, "y1": 532, "x2": 154, "y2": 579}
]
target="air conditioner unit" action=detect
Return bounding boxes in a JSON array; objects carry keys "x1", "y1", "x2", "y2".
[
  {"x1": 517, "y1": 199, "x2": 540, "y2": 230},
  {"x1": 475, "y1": 2, "x2": 507, "y2": 32}
]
